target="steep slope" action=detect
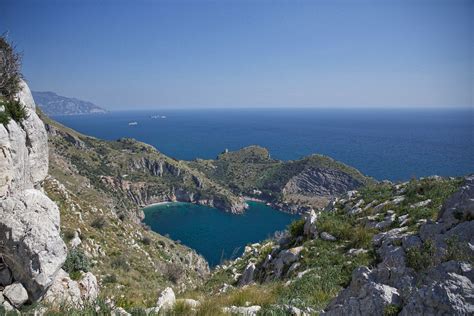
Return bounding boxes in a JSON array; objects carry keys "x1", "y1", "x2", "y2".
[
  {"x1": 32, "y1": 91, "x2": 107, "y2": 116},
  {"x1": 188, "y1": 145, "x2": 374, "y2": 212},
  {"x1": 42, "y1": 112, "x2": 247, "y2": 217},
  {"x1": 0, "y1": 81, "x2": 98, "y2": 313},
  {"x1": 172, "y1": 176, "x2": 472, "y2": 315}
]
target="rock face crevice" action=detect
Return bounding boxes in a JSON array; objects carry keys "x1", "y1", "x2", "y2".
[{"x1": 0, "y1": 81, "x2": 67, "y2": 302}]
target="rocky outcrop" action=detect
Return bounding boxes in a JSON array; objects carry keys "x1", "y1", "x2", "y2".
[
  {"x1": 322, "y1": 175, "x2": 474, "y2": 315},
  {"x1": 43, "y1": 269, "x2": 99, "y2": 308},
  {"x1": 99, "y1": 175, "x2": 247, "y2": 214},
  {"x1": 0, "y1": 81, "x2": 67, "y2": 304},
  {"x1": 283, "y1": 167, "x2": 364, "y2": 198}
]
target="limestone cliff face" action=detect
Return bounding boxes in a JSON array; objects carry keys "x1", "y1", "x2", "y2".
[{"x1": 0, "y1": 81, "x2": 67, "y2": 301}]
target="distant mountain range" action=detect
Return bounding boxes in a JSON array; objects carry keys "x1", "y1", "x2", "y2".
[{"x1": 32, "y1": 91, "x2": 107, "y2": 116}]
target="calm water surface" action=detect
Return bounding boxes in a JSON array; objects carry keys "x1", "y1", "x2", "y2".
[
  {"x1": 143, "y1": 201, "x2": 298, "y2": 266},
  {"x1": 53, "y1": 108, "x2": 473, "y2": 181}
]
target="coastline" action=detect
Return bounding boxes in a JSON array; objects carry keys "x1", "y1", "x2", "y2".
[{"x1": 142, "y1": 201, "x2": 176, "y2": 209}]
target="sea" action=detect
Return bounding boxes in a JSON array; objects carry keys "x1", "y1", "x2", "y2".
[{"x1": 53, "y1": 108, "x2": 473, "y2": 265}]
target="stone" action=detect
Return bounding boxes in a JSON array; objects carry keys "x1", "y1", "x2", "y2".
[
  {"x1": 43, "y1": 269, "x2": 83, "y2": 308},
  {"x1": 218, "y1": 283, "x2": 233, "y2": 293},
  {"x1": 181, "y1": 298, "x2": 200, "y2": 309},
  {"x1": 223, "y1": 305, "x2": 261, "y2": 315},
  {"x1": 0, "y1": 190, "x2": 67, "y2": 300},
  {"x1": 3, "y1": 282, "x2": 28, "y2": 308},
  {"x1": 347, "y1": 248, "x2": 368, "y2": 256},
  {"x1": 346, "y1": 190, "x2": 358, "y2": 200},
  {"x1": 239, "y1": 263, "x2": 256, "y2": 286},
  {"x1": 410, "y1": 199, "x2": 432, "y2": 209},
  {"x1": 78, "y1": 272, "x2": 99, "y2": 302},
  {"x1": 392, "y1": 195, "x2": 405, "y2": 204},
  {"x1": 373, "y1": 201, "x2": 391, "y2": 213},
  {"x1": 156, "y1": 287, "x2": 175, "y2": 311},
  {"x1": 375, "y1": 214, "x2": 396, "y2": 230},
  {"x1": 283, "y1": 304, "x2": 309, "y2": 316},
  {"x1": 400, "y1": 263, "x2": 474, "y2": 315},
  {"x1": 2, "y1": 300, "x2": 15, "y2": 312},
  {"x1": 69, "y1": 231, "x2": 82, "y2": 249},
  {"x1": 437, "y1": 175, "x2": 474, "y2": 228},
  {"x1": 303, "y1": 209, "x2": 318, "y2": 238},
  {"x1": 112, "y1": 307, "x2": 131, "y2": 316},
  {"x1": 320, "y1": 232, "x2": 337, "y2": 241},
  {"x1": 322, "y1": 267, "x2": 401, "y2": 316},
  {"x1": 348, "y1": 207, "x2": 363, "y2": 215}
]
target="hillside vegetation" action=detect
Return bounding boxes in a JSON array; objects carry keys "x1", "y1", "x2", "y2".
[{"x1": 188, "y1": 145, "x2": 374, "y2": 211}]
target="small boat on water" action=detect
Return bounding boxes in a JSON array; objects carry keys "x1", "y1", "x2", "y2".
[{"x1": 128, "y1": 121, "x2": 138, "y2": 126}]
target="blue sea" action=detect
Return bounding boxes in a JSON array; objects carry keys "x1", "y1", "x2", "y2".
[
  {"x1": 53, "y1": 108, "x2": 473, "y2": 181},
  {"x1": 54, "y1": 108, "x2": 473, "y2": 265}
]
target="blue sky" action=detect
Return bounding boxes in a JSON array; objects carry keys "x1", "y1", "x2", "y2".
[{"x1": 2, "y1": 0, "x2": 473, "y2": 109}]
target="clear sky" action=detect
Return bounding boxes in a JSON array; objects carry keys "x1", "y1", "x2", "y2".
[{"x1": 2, "y1": 0, "x2": 473, "y2": 109}]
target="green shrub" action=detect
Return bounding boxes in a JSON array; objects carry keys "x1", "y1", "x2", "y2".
[
  {"x1": 63, "y1": 248, "x2": 90, "y2": 275},
  {"x1": 69, "y1": 270, "x2": 82, "y2": 281},
  {"x1": 406, "y1": 239, "x2": 436, "y2": 272},
  {"x1": 111, "y1": 255, "x2": 130, "y2": 271},
  {"x1": 0, "y1": 35, "x2": 23, "y2": 99},
  {"x1": 62, "y1": 229, "x2": 75, "y2": 243},
  {"x1": 445, "y1": 237, "x2": 474, "y2": 263},
  {"x1": 141, "y1": 236, "x2": 152, "y2": 245},
  {"x1": 165, "y1": 263, "x2": 184, "y2": 284},
  {"x1": 91, "y1": 215, "x2": 107, "y2": 229},
  {"x1": 103, "y1": 274, "x2": 118, "y2": 284},
  {"x1": 384, "y1": 304, "x2": 402, "y2": 316},
  {"x1": 0, "y1": 98, "x2": 27, "y2": 125},
  {"x1": 288, "y1": 218, "x2": 305, "y2": 238}
]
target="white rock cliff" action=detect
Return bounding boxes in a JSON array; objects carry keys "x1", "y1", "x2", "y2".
[{"x1": 0, "y1": 81, "x2": 67, "y2": 303}]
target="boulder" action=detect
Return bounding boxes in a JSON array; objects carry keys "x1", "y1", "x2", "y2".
[
  {"x1": 69, "y1": 231, "x2": 82, "y2": 249},
  {"x1": 223, "y1": 305, "x2": 261, "y2": 315},
  {"x1": 3, "y1": 282, "x2": 28, "y2": 308},
  {"x1": 320, "y1": 232, "x2": 337, "y2": 241},
  {"x1": 303, "y1": 209, "x2": 318, "y2": 238},
  {"x1": 156, "y1": 287, "x2": 175, "y2": 311},
  {"x1": 410, "y1": 199, "x2": 431, "y2": 209},
  {"x1": 78, "y1": 272, "x2": 99, "y2": 303},
  {"x1": 323, "y1": 267, "x2": 401, "y2": 316},
  {"x1": 43, "y1": 269, "x2": 83, "y2": 308},
  {"x1": 400, "y1": 262, "x2": 474, "y2": 315},
  {"x1": 239, "y1": 263, "x2": 256, "y2": 286},
  {"x1": 0, "y1": 190, "x2": 67, "y2": 300},
  {"x1": 375, "y1": 214, "x2": 396, "y2": 230},
  {"x1": 181, "y1": 298, "x2": 201, "y2": 309},
  {"x1": 437, "y1": 175, "x2": 474, "y2": 228}
]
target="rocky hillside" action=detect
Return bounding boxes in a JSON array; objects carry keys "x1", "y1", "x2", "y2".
[
  {"x1": 188, "y1": 145, "x2": 374, "y2": 212},
  {"x1": 166, "y1": 175, "x2": 473, "y2": 315},
  {"x1": 42, "y1": 113, "x2": 247, "y2": 217},
  {"x1": 0, "y1": 81, "x2": 99, "y2": 313},
  {"x1": 32, "y1": 91, "x2": 107, "y2": 116}
]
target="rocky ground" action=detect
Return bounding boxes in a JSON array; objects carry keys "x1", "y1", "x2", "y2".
[{"x1": 158, "y1": 175, "x2": 472, "y2": 315}]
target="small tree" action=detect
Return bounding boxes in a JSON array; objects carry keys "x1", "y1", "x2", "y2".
[{"x1": 0, "y1": 33, "x2": 23, "y2": 99}]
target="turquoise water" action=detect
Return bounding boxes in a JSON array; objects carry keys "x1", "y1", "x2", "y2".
[{"x1": 143, "y1": 201, "x2": 299, "y2": 266}]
